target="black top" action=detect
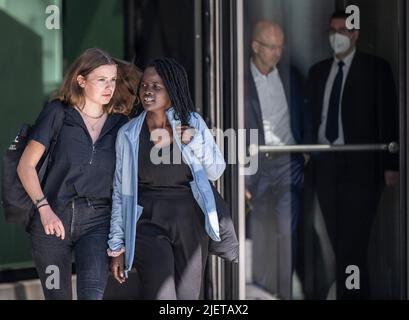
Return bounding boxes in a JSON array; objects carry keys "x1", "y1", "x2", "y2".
[
  {"x1": 138, "y1": 119, "x2": 192, "y2": 191},
  {"x1": 29, "y1": 100, "x2": 128, "y2": 211}
]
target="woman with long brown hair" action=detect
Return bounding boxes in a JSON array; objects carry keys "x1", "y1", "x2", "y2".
[{"x1": 17, "y1": 48, "x2": 140, "y2": 299}]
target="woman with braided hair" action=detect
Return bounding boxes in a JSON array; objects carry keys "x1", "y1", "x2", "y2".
[{"x1": 108, "y1": 58, "x2": 226, "y2": 299}]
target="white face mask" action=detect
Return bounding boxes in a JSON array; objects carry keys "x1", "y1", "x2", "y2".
[{"x1": 329, "y1": 33, "x2": 351, "y2": 55}]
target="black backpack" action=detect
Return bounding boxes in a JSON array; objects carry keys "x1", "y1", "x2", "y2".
[
  {"x1": 1, "y1": 104, "x2": 64, "y2": 228},
  {"x1": 1, "y1": 125, "x2": 52, "y2": 227}
]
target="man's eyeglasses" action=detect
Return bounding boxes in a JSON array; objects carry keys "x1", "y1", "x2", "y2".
[{"x1": 255, "y1": 40, "x2": 284, "y2": 51}]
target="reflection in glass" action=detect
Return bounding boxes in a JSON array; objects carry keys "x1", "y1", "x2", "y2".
[{"x1": 242, "y1": 0, "x2": 401, "y2": 300}]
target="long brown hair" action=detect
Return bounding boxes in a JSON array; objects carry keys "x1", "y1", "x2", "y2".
[{"x1": 55, "y1": 48, "x2": 141, "y2": 116}]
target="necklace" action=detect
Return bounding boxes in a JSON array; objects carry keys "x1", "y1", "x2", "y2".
[
  {"x1": 76, "y1": 107, "x2": 106, "y2": 132},
  {"x1": 76, "y1": 106, "x2": 105, "y2": 119},
  {"x1": 86, "y1": 115, "x2": 106, "y2": 131}
]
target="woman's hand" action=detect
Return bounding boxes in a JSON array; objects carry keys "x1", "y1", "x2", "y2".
[
  {"x1": 176, "y1": 125, "x2": 196, "y2": 144},
  {"x1": 111, "y1": 253, "x2": 126, "y2": 284},
  {"x1": 38, "y1": 206, "x2": 65, "y2": 240}
]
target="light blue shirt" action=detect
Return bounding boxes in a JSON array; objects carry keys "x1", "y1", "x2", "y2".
[
  {"x1": 108, "y1": 108, "x2": 226, "y2": 276},
  {"x1": 250, "y1": 60, "x2": 295, "y2": 146}
]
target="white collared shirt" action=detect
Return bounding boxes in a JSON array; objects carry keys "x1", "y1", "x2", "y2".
[
  {"x1": 250, "y1": 60, "x2": 295, "y2": 146},
  {"x1": 318, "y1": 49, "x2": 356, "y2": 144}
]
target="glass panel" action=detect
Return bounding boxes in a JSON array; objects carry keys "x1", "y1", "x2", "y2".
[
  {"x1": 242, "y1": 0, "x2": 402, "y2": 299},
  {"x1": 0, "y1": 0, "x2": 125, "y2": 271},
  {"x1": 0, "y1": 0, "x2": 62, "y2": 269},
  {"x1": 0, "y1": 0, "x2": 62, "y2": 95}
]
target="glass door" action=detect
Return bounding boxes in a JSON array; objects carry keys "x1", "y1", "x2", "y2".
[{"x1": 230, "y1": 0, "x2": 406, "y2": 300}]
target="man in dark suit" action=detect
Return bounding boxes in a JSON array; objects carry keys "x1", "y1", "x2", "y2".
[
  {"x1": 245, "y1": 21, "x2": 305, "y2": 300},
  {"x1": 307, "y1": 11, "x2": 399, "y2": 299}
]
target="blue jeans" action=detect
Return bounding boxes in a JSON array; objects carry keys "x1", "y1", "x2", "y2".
[{"x1": 29, "y1": 198, "x2": 111, "y2": 300}]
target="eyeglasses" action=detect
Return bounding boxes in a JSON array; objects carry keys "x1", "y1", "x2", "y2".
[
  {"x1": 255, "y1": 40, "x2": 285, "y2": 51},
  {"x1": 329, "y1": 28, "x2": 355, "y2": 36},
  {"x1": 87, "y1": 77, "x2": 117, "y2": 88}
]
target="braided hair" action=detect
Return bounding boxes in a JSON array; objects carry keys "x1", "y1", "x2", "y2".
[{"x1": 147, "y1": 58, "x2": 194, "y2": 126}]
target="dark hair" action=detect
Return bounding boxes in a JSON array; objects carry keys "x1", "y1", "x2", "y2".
[
  {"x1": 146, "y1": 58, "x2": 194, "y2": 126},
  {"x1": 330, "y1": 10, "x2": 350, "y2": 21},
  {"x1": 55, "y1": 48, "x2": 141, "y2": 116}
]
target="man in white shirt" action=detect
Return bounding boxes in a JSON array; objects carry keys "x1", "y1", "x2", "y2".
[{"x1": 245, "y1": 21, "x2": 306, "y2": 300}]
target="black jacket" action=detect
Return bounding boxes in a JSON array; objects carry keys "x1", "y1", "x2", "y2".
[{"x1": 307, "y1": 50, "x2": 399, "y2": 174}]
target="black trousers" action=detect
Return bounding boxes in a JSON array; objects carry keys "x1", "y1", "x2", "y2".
[
  {"x1": 29, "y1": 198, "x2": 111, "y2": 300},
  {"x1": 315, "y1": 153, "x2": 382, "y2": 300},
  {"x1": 134, "y1": 189, "x2": 209, "y2": 300}
]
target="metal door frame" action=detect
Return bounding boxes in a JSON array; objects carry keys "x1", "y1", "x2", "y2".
[
  {"x1": 401, "y1": 0, "x2": 409, "y2": 300},
  {"x1": 203, "y1": 0, "x2": 245, "y2": 300}
]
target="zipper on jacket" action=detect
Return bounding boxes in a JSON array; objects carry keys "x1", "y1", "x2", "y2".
[
  {"x1": 89, "y1": 145, "x2": 96, "y2": 164},
  {"x1": 70, "y1": 200, "x2": 75, "y2": 236}
]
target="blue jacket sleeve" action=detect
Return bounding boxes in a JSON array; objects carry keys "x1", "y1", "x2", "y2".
[
  {"x1": 107, "y1": 128, "x2": 126, "y2": 253},
  {"x1": 186, "y1": 113, "x2": 226, "y2": 181}
]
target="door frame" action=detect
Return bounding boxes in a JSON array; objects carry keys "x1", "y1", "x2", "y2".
[{"x1": 401, "y1": 0, "x2": 409, "y2": 300}]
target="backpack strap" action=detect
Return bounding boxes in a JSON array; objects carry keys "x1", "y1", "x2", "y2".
[{"x1": 37, "y1": 102, "x2": 66, "y2": 182}]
